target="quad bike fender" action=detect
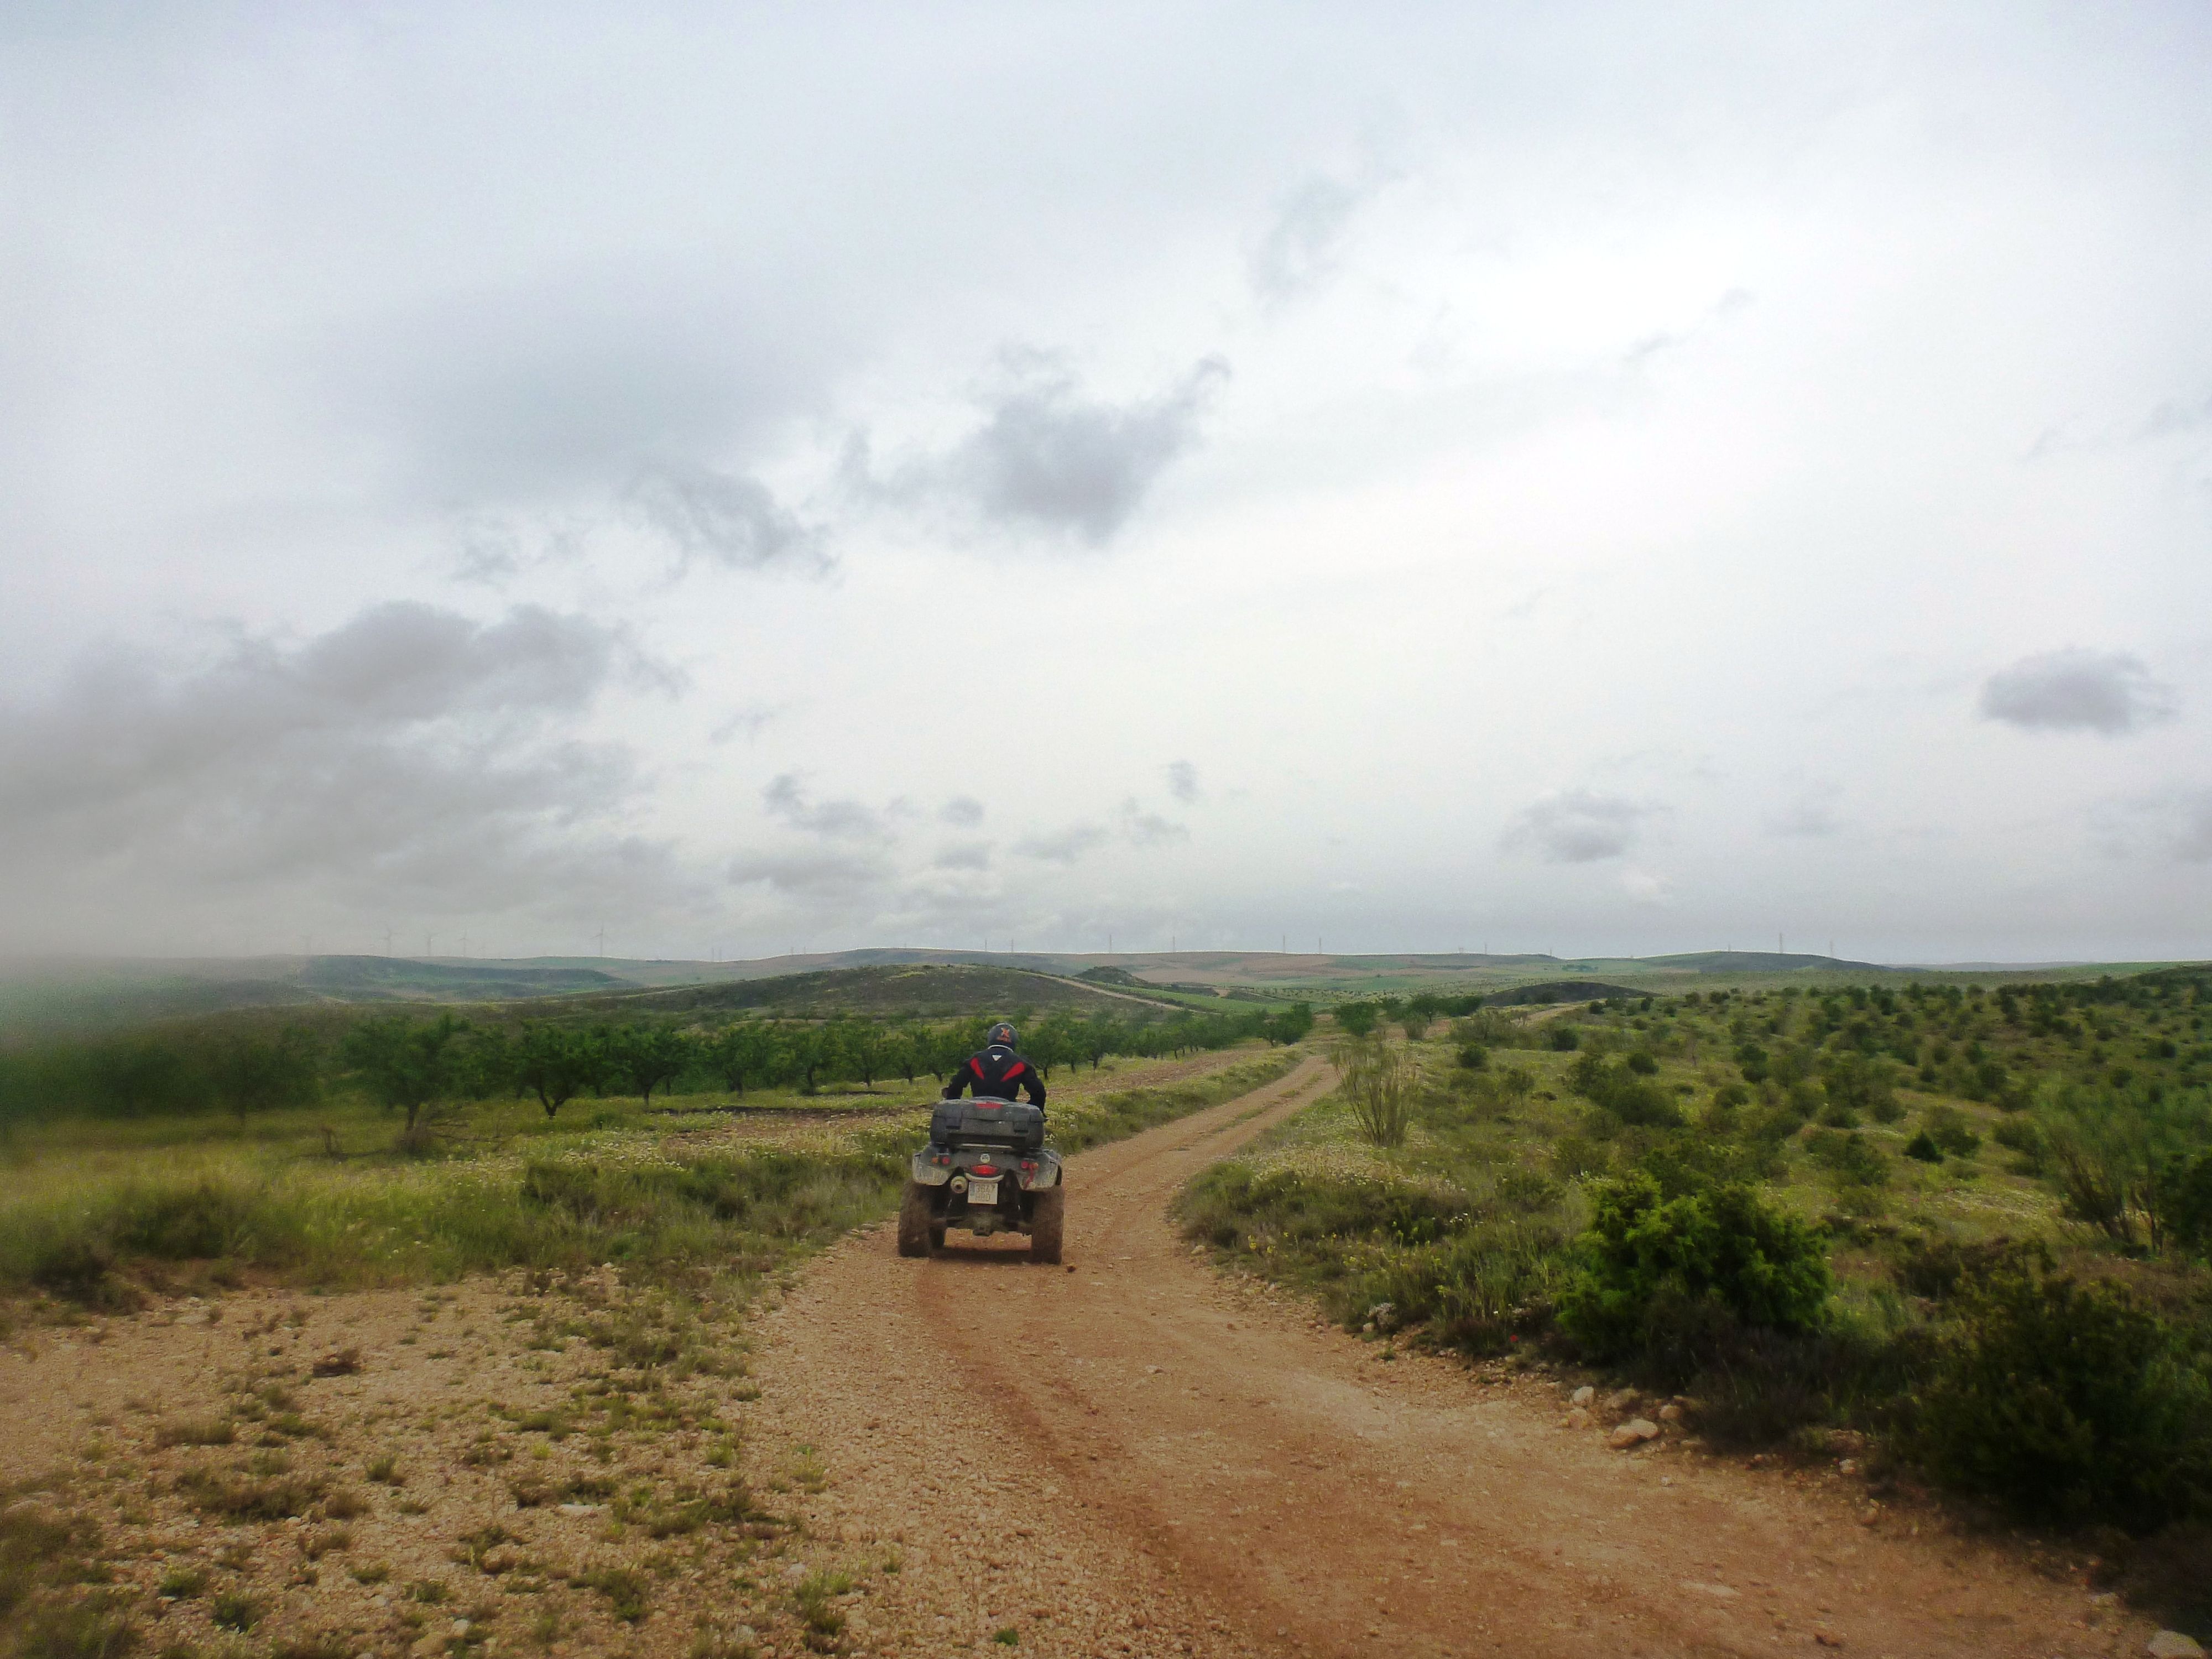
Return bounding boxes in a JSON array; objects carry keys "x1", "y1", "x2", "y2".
[{"x1": 911, "y1": 1149, "x2": 1061, "y2": 1188}]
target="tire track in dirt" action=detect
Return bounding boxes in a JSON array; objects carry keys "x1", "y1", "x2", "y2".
[{"x1": 752, "y1": 1053, "x2": 2142, "y2": 1657}]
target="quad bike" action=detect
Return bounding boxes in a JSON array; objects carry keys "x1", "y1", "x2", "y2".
[{"x1": 898, "y1": 1096, "x2": 1064, "y2": 1264}]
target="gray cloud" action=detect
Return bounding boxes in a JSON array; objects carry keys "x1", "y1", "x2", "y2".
[
  {"x1": 709, "y1": 703, "x2": 782, "y2": 745},
  {"x1": 761, "y1": 774, "x2": 891, "y2": 842},
  {"x1": 2171, "y1": 795, "x2": 2212, "y2": 862},
  {"x1": 624, "y1": 461, "x2": 828, "y2": 575},
  {"x1": 446, "y1": 517, "x2": 588, "y2": 590},
  {"x1": 1165, "y1": 760, "x2": 1201, "y2": 804},
  {"x1": 1503, "y1": 790, "x2": 1654, "y2": 863},
  {"x1": 932, "y1": 841, "x2": 993, "y2": 871},
  {"x1": 1014, "y1": 823, "x2": 1111, "y2": 864},
  {"x1": 2098, "y1": 790, "x2": 2212, "y2": 864},
  {"x1": 1766, "y1": 785, "x2": 1845, "y2": 839},
  {"x1": 1120, "y1": 799, "x2": 1190, "y2": 847},
  {"x1": 1979, "y1": 649, "x2": 2178, "y2": 735},
  {"x1": 324, "y1": 270, "x2": 830, "y2": 509},
  {"x1": 940, "y1": 796, "x2": 985, "y2": 827},
  {"x1": 2140, "y1": 392, "x2": 2212, "y2": 440},
  {"x1": 0, "y1": 603, "x2": 692, "y2": 932},
  {"x1": 724, "y1": 848, "x2": 891, "y2": 900},
  {"x1": 851, "y1": 352, "x2": 1229, "y2": 544},
  {"x1": 1249, "y1": 175, "x2": 1366, "y2": 301}
]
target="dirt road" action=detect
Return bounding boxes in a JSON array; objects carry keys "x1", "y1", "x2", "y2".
[{"x1": 750, "y1": 1054, "x2": 2136, "y2": 1658}]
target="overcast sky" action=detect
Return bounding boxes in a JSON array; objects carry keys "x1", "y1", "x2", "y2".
[{"x1": 5, "y1": 2, "x2": 2210, "y2": 964}]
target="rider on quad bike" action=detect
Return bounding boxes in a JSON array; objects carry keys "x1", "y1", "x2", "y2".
[
  {"x1": 941, "y1": 1022, "x2": 1047, "y2": 1111},
  {"x1": 900, "y1": 1020, "x2": 1063, "y2": 1262}
]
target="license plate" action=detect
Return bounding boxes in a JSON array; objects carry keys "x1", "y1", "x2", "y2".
[{"x1": 966, "y1": 1179, "x2": 999, "y2": 1205}]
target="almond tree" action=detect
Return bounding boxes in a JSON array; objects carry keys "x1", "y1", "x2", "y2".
[
  {"x1": 340, "y1": 1013, "x2": 470, "y2": 1147},
  {"x1": 515, "y1": 1024, "x2": 598, "y2": 1118},
  {"x1": 602, "y1": 1024, "x2": 692, "y2": 1107}
]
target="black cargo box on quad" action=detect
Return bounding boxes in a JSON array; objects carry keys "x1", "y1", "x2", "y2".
[{"x1": 930, "y1": 1097, "x2": 1045, "y2": 1152}]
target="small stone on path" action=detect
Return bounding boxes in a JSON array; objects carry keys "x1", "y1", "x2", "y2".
[{"x1": 1606, "y1": 1418, "x2": 1660, "y2": 1450}]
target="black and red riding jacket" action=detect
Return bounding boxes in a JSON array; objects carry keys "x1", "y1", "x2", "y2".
[{"x1": 941, "y1": 1042, "x2": 1047, "y2": 1107}]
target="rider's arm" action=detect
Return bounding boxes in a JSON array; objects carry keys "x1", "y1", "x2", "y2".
[{"x1": 1024, "y1": 1070, "x2": 1047, "y2": 1107}]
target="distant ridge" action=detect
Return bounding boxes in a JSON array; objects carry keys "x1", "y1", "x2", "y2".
[
  {"x1": 1637, "y1": 951, "x2": 1887, "y2": 974},
  {"x1": 530, "y1": 962, "x2": 1176, "y2": 1021},
  {"x1": 297, "y1": 956, "x2": 628, "y2": 997}
]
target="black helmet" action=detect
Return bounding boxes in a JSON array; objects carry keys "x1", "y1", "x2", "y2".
[{"x1": 987, "y1": 1022, "x2": 1017, "y2": 1048}]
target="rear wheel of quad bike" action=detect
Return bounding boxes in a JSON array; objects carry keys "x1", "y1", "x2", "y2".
[
  {"x1": 897, "y1": 1182, "x2": 935, "y2": 1258},
  {"x1": 1029, "y1": 1187, "x2": 1065, "y2": 1264}
]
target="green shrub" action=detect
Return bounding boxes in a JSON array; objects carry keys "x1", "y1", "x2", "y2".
[
  {"x1": 1806, "y1": 1128, "x2": 1888, "y2": 1187},
  {"x1": 2154, "y1": 1151, "x2": 2212, "y2": 1256},
  {"x1": 1333, "y1": 1004, "x2": 1380, "y2": 1038},
  {"x1": 1892, "y1": 1233, "x2": 2048, "y2": 1300},
  {"x1": 1335, "y1": 1041, "x2": 1416, "y2": 1149},
  {"x1": 1547, "y1": 1026, "x2": 1580, "y2": 1052},
  {"x1": 1345, "y1": 1216, "x2": 1569, "y2": 1354},
  {"x1": 1992, "y1": 1113, "x2": 2046, "y2": 1174},
  {"x1": 1921, "y1": 1105, "x2": 1981, "y2": 1157},
  {"x1": 1566, "y1": 1055, "x2": 1681, "y2": 1128},
  {"x1": 1177, "y1": 1163, "x2": 1465, "y2": 1254},
  {"x1": 1822, "y1": 1054, "x2": 1902, "y2": 1125},
  {"x1": 1706, "y1": 1081, "x2": 1751, "y2": 1119},
  {"x1": 1557, "y1": 1171, "x2": 1832, "y2": 1364},
  {"x1": 576, "y1": 1567, "x2": 648, "y2": 1624},
  {"x1": 1910, "y1": 1267, "x2": 2212, "y2": 1526},
  {"x1": 10, "y1": 1589, "x2": 138, "y2": 1659},
  {"x1": 1903, "y1": 1131, "x2": 1943, "y2": 1163}
]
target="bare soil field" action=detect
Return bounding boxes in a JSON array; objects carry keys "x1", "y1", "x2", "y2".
[{"x1": 0, "y1": 1054, "x2": 2159, "y2": 1658}]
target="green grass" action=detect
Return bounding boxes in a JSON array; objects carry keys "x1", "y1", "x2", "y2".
[{"x1": 0, "y1": 1046, "x2": 1298, "y2": 1310}]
